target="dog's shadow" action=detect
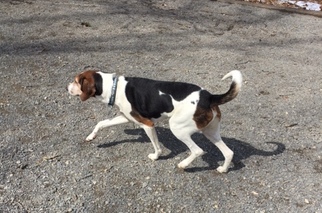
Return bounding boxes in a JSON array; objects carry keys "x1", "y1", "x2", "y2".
[{"x1": 97, "y1": 127, "x2": 285, "y2": 173}]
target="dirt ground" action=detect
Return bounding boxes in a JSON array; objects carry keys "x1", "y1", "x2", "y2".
[{"x1": 1, "y1": 0, "x2": 322, "y2": 212}]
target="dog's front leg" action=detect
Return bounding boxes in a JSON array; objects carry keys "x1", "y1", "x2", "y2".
[
  {"x1": 86, "y1": 115, "x2": 129, "y2": 141},
  {"x1": 143, "y1": 126, "x2": 162, "y2": 160}
]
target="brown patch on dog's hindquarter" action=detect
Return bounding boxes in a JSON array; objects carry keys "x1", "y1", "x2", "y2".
[
  {"x1": 212, "y1": 105, "x2": 221, "y2": 120},
  {"x1": 193, "y1": 106, "x2": 214, "y2": 129},
  {"x1": 193, "y1": 105, "x2": 221, "y2": 129}
]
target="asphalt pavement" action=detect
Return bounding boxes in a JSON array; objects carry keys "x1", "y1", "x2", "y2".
[{"x1": 0, "y1": 0, "x2": 321, "y2": 212}]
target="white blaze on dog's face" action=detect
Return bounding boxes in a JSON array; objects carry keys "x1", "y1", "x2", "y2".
[{"x1": 68, "y1": 76, "x2": 82, "y2": 96}]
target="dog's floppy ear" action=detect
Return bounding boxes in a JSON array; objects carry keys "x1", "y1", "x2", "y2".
[{"x1": 79, "y1": 73, "x2": 96, "y2": 101}]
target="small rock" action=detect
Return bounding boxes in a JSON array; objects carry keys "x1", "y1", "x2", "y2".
[{"x1": 251, "y1": 191, "x2": 259, "y2": 196}]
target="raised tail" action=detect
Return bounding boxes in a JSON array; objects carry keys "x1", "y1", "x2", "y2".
[{"x1": 211, "y1": 70, "x2": 242, "y2": 105}]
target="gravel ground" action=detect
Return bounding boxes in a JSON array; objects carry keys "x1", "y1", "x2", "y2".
[{"x1": 1, "y1": 0, "x2": 322, "y2": 212}]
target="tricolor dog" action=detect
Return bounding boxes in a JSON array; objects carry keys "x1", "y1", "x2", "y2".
[{"x1": 67, "y1": 70, "x2": 242, "y2": 173}]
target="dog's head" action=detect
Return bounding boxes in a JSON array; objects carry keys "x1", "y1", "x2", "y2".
[{"x1": 67, "y1": 70, "x2": 102, "y2": 101}]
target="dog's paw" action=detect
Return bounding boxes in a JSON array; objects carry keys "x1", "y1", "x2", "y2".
[
  {"x1": 177, "y1": 160, "x2": 189, "y2": 169},
  {"x1": 85, "y1": 133, "x2": 96, "y2": 142},
  {"x1": 148, "y1": 153, "x2": 159, "y2": 161},
  {"x1": 216, "y1": 166, "x2": 228, "y2": 173}
]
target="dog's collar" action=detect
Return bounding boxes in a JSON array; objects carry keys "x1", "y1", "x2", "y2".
[{"x1": 108, "y1": 76, "x2": 118, "y2": 106}]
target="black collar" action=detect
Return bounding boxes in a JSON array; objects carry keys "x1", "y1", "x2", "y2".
[{"x1": 108, "y1": 76, "x2": 118, "y2": 106}]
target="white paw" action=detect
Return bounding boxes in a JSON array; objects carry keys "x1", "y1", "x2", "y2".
[
  {"x1": 85, "y1": 133, "x2": 96, "y2": 141},
  {"x1": 216, "y1": 166, "x2": 228, "y2": 173},
  {"x1": 177, "y1": 160, "x2": 189, "y2": 169},
  {"x1": 148, "y1": 153, "x2": 159, "y2": 161}
]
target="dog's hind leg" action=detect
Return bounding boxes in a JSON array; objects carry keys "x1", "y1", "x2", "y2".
[
  {"x1": 202, "y1": 119, "x2": 233, "y2": 173},
  {"x1": 143, "y1": 126, "x2": 162, "y2": 160}
]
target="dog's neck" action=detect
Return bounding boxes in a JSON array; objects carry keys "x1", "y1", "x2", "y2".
[
  {"x1": 97, "y1": 72, "x2": 117, "y2": 105},
  {"x1": 108, "y1": 76, "x2": 118, "y2": 106}
]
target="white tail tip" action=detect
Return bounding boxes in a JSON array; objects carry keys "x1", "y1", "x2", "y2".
[{"x1": 222, "y1": 70, "x2": 242, "y2": 85}]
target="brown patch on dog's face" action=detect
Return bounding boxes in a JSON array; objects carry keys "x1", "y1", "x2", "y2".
[{"x1": 67, "y1": 70, "x2": 97, "y2": 101}]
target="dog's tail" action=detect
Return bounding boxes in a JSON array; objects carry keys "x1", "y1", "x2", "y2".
[{"x1": 211, "y1": 70, "x2": 242, "y2": 105}]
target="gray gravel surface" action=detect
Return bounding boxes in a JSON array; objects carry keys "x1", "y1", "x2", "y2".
[{"x1": 1, "y1": 0, "x2": 322, "y2": 212}]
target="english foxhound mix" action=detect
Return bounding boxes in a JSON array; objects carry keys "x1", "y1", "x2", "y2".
[{"x1": 67, "y1": 70, "x2": 242, "y2": 173}]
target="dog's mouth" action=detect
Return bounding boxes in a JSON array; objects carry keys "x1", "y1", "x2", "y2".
[{"x1": 67, "y1": 83, "x2": 82, "y2": 96}]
